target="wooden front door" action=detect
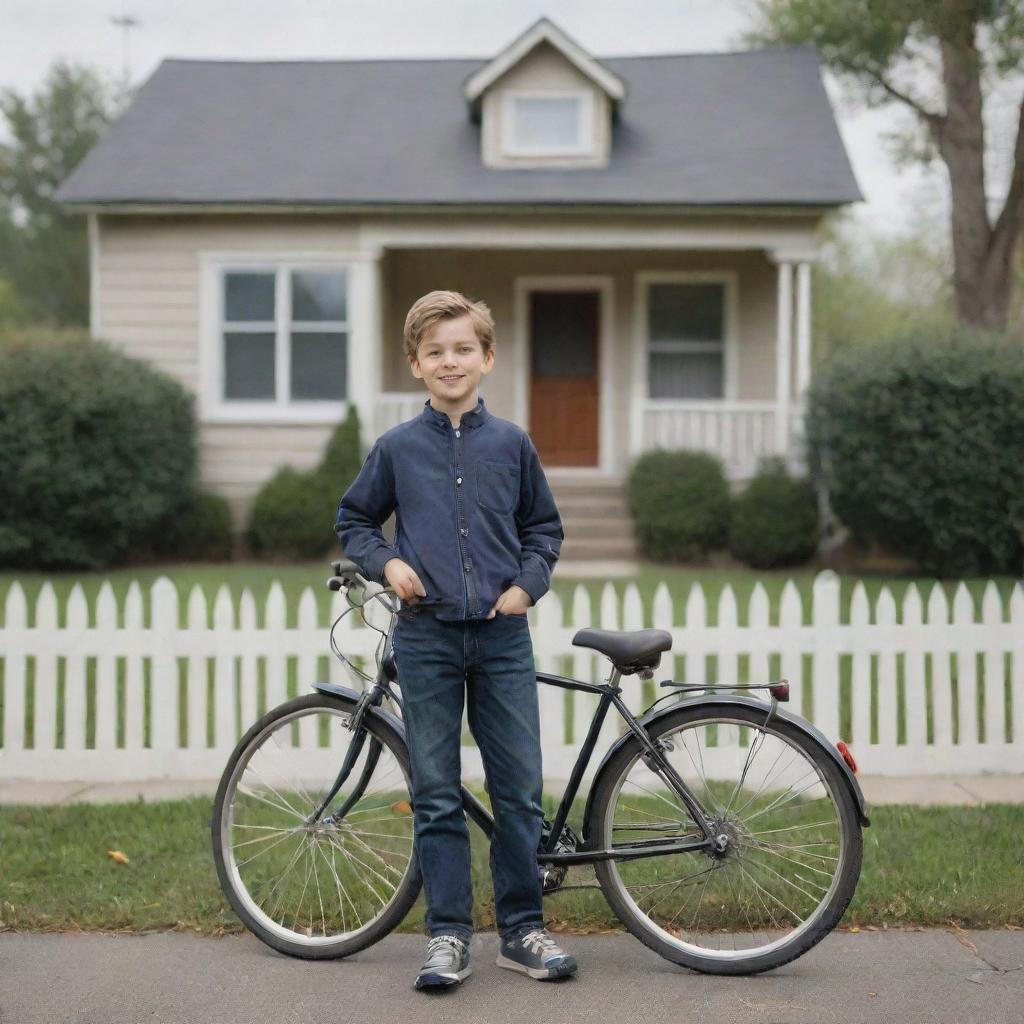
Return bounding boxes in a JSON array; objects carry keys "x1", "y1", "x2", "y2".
[{"x1": 528, "y1": 290, "x2": 600, "y2": 466}]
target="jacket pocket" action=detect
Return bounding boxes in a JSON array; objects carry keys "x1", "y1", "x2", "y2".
[{"x1": 476, "y1": 460, "x2": 519, "y2": 514}]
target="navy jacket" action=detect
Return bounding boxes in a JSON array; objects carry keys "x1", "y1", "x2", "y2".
[{"x1": 335, "y1": 396, "x2": 563, "y2": 621}]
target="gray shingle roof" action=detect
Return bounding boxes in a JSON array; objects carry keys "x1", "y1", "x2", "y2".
[{"x1": 55, "y1": 45, "x2": 862, "y2": 207}]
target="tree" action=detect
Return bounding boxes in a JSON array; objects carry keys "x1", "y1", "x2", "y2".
[
  {"x1": 0, "y1": 62, "x2": 115, "y2": 326},
  {"x1": 747, "y1": 0, "x2": 1024, "y2": 331}
]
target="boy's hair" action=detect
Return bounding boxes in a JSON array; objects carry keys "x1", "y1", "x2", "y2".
[{"x1": 403, "y1": 290, "x2": 495, "y2": 362}]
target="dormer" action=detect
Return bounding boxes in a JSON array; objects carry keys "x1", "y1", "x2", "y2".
[{"x1": 464, "y1": 17, "x2": 626, "y2": 170}]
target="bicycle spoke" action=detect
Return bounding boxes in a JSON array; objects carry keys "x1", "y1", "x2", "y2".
[{"x1": 219, "y1": 701, "x2": 416, "y2": 950}]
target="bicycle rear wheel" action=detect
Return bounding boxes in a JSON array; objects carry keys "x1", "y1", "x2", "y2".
[
  {"x1": 212, "y1": 693, "x2": 421, "y2": 959},
  {"x1": 589, "y1": 702, "x2": 862, "y2": 974}
]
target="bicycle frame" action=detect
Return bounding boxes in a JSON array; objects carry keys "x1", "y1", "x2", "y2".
[
  {"x1": 463, "y1": 665, "x2": 717, "y2": 865},
  {"x1": 312, "y1": 595, "x2": 719, "y2": 866}
]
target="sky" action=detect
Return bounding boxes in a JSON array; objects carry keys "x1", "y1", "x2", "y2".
[{"x1": 0, "y1": 0, "x2": 955, "y2": 235}]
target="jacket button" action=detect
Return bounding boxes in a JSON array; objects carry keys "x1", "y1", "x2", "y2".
[
  {"x1": 464, "y1": 563, "x2": 471, "y2": 572},
  {"x1": 460, "y1": 528, "x2": 468, "y2": 536},
  {"x1": 455, "y1": 430, "x2": 460, "y2": 437}
]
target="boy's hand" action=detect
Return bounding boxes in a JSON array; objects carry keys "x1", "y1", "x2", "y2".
[
  {"x1": 486, "y1": 585, "x2": 533, "y2": 618},
  {"x1": 383, "y1": 558, "x2": 427, "y2": 603}
]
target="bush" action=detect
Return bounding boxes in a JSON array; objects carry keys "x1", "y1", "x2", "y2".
[
  {"x1": 247, "y1": 405, "x2": 363, "y2": 559},
  {"x1": 626, "y1": 449, "x2": 730, "y2": 562},
  {"x1": 807, "y1": 328, "x2": 1024, "y2": 576},
  {"x1": 729, "y1": 459, "x2": 819, "y2": 569},
  {"x1": 153, "y1": 488, "x2": 235, "y2": 561},
  {"x1": 0, "y1": 336, "x2": 196, "y2": 569}
]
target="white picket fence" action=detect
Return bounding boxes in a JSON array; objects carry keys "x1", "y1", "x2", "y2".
[{"x1": 1, "y1": 572, "x2": 1021, "y2": 784}]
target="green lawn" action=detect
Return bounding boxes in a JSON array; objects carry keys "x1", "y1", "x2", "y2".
[{"x1": 1, "y1": 793, "x2": 1021, "y2": 934}]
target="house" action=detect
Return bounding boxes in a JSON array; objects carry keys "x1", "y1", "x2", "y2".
[{"x1": 55, "y1": 17, "x2": 861, "y2": 560}]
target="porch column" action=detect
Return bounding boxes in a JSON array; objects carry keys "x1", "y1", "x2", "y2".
[
  {"x1": 795, "y1": 260, "x2": 813, "y2": 398},
  {"x1": 347, "y1": 245, "x2": 384, "y2": 444},
  {"x1": 773, "y1": 259, "x2": 794, "y2": 455}
]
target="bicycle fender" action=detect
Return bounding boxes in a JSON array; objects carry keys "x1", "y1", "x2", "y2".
[
  {"x1": 310, "y1": 681, "x2": 409, "y2": 748},
  {"x1": 582, "y1": 694, "x2": 869, "y2": 837}
]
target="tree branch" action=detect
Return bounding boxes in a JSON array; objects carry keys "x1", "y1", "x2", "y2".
[
  {"x1": 841, "y1": 57, "x2": 946, "y2": 139},
  {"x1": 989, "y1": 91, "x2": 1024, "y2": 260}
]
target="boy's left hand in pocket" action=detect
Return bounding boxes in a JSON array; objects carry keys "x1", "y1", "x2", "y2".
[{"x1": 486, "y1": 585, "x2": 533, "y2": 618}]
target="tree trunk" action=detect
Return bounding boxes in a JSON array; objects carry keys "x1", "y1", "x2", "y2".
[{"x1": 936, "y1": 4, "x2": 1023, "y2": 331}]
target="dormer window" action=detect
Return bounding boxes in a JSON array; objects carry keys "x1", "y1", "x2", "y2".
[
  {"x1": 465, "y1": 17, "x2": 625, "y2": 171},
  {"x1": 504, "y1": 91, "x2": 594, "y2": 156}
]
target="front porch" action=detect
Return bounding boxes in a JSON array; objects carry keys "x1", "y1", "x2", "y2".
[{"x1": 353, "y1": 232, "x2": 815, "y2": 483}]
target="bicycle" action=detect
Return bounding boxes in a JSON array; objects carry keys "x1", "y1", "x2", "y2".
[{"x1": 212, "y1": 560, "x2": 869, "y2": 976}]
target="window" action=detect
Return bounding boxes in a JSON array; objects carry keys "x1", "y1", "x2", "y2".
[
  {"x1": 215, "y1": 264, "x2": 348, "y2": 414},
  {"x1": 645, "y1": 281, "x2": 727, "y2": 400},
  {"x1": 504, "y1": 91, "x2": 592, "y2": 156}
]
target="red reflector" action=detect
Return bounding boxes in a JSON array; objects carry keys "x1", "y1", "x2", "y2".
[
  {"x1": 836, "y1": 740, "x2": 858, "y2": 774},
  {"x1": 769, "y1": 682, "x2": 790, "y2": 702}
]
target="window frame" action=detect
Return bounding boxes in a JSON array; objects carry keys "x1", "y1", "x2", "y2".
[
  {"x1": 635, "y1": 270, "x2": 739, "y2": 404},
  {"x1": 200, "y1": 254, "x2": 352, "y2": 423},
  {"x1": 501, "y1": 89, "x2": 595, "y2": 157}
]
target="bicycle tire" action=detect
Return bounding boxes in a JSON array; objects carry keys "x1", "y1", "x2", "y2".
[
  {"x1": 211, "y1": 692, "x2": 422, "y2": 959},
  {"x1": 588, "y1": 702, "x2": 862, "y2": 975}
]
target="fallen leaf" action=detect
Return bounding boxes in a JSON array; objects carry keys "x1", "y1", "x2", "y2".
[
  {"x1": 868, "y1": 992, "x2": 877, "y2": 998},
  {"x1": 107, "y1": 850, "x2": 130, "y2": 865},
  {"x1": 391, "y1": 800, "x2": 412, "y2": 815},
  {"x1": 850, "y1": 925, "x2": 861, "y2": 933}
]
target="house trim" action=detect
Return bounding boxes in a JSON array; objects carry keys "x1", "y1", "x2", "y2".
[
  {"x1": 198, "y1": 250, "x2": 359, "y2": 424},
  {"x1": 630, "y1": 269, "x2": 740, "y2": 458},
  {"x1": 512, "y1": 274, "x2": 615, "y2": 475},
  {"x1": 64, "y1": 203, "x2": 840, "y2": 219},
  {"x1": 501, "y1": 89, "x2": 596, "y2": 157}
]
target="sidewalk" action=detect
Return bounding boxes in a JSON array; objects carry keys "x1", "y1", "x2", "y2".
[
  {"x1": 2, "y1": 930, "x2": 1021, "y2": 1024},
  {"x1": 0, "y1": 774, "x2": 1021, "y2": 805}
]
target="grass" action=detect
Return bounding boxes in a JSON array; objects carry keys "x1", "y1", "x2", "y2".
[{"x1": 1, "y1": 791, "x2": 1022, "y2": 935}]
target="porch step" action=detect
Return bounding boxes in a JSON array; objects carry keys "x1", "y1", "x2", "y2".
[
  {"x1": 544, "y1": 476, "x2": 638, "y2": 561},
  {"x1": 559, "y1": 536, "x2": 638, "y2": 561}
]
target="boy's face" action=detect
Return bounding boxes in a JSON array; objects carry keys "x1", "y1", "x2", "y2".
[{"x1": 409, "y1": 313, "x2": 494, "y2": 408}]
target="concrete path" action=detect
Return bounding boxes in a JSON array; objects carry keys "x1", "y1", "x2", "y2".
[
  {"x1": 1, "y1": 929, "x2": 1021, "y2": 1024},
  {"x1": 1, "y1": 774, "x2": 1022, "y2": 806}
]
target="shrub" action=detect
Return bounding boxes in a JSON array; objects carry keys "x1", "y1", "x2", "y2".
[
  {"x1": 807, "y1": 328, "x2": 1024, "y2": 576},
  {"x1": 729, "y1": 459, "x2": 819, "y2": 569},
  {"x1": 153, "y1": 488, "x2": 235, "y2": 561},
  {"x1": 0, "y1": 336, "x2": 196, "y2": 569},
  {"x1": 247, "y1": 405, "x2": 363, "y2": 559},
  {"x1": 626, "y1": 449, "x2": 730, "y2": 562}
]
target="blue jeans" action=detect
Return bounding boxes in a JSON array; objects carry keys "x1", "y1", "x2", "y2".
[{"x1": 391, "y1": 608, "x2": 545, "y2": 943}]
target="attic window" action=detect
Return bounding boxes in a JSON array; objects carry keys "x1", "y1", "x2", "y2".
[{"x1": 503, "y1": 91, "x2": 592, "y2": 156}]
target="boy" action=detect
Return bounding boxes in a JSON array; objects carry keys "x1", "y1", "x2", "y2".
[{"x1": 335, "y1": 290, "x2": 577, "y2": 991}]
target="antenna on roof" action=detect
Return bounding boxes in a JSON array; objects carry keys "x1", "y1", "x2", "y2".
[{"x1": 110, "y1": 14, "x2": 141, "y2": 90}]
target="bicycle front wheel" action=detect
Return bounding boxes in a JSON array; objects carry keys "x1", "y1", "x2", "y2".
[
  {"x1": 589, "y1": 702, "x2": 862, "y2": 974},
  {"x1": 212, "y1": 693, "x2": 421, "y2": 959}
]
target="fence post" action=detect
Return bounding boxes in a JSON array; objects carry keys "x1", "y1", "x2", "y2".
[
  {"x1": 95, "y1": 582, "x2": 118, "y2": 753},
  {"x1": 812, "y1": 571, "x2": 840, "y2": 742},
  {"x1": 151, "y1": 577, "x2": 179, "y2": 756},
  {"x1": 3, "y1": 583, "x2": 27, "y2": 756},
  {"x1": 902, "y1": 584, "x2": 926, "y2": 751},
  {"x1": 34, "y1": 583, "x2": 58, "y2": 754},
  {"x1": 186, "y1": 585, "x2": 208, "y2": 753}
]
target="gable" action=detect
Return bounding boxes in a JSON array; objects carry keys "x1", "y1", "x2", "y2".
[{"x1": 480, "y1": 41, "x2": 612, "y2": 169}]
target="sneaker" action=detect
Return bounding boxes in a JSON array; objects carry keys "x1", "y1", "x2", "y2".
[
  {"x1": 496, "y1": 927, "x2": 578, "y2": 980},
  {"x1": 414, "y1": 934, "x2": 472, "y2": 990}
]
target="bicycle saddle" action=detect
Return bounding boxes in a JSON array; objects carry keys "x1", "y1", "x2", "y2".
[{"x1": 571, "y1": 628, "x2": 673, "y2": 675}]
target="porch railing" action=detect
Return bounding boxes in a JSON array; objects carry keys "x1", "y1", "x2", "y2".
[{"x1": 642, "y1": 400, "x2": 805, "y2": 479}]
